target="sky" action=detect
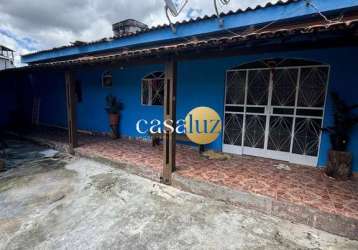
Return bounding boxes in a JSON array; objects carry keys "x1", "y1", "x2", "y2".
[{"x1": 0, "y1": 0, "x2": 276, "y2": 65}]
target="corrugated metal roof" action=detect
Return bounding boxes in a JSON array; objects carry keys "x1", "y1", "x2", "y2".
[
  {"x1": 23, "y1": 0, "x2": 298, "y2": 57},
  {"x1": 0, "y1": 45, "x2": 14, "y2": 52},
  {"x1": 9, "y1": 16, "x2": 357, "y2": 71}
]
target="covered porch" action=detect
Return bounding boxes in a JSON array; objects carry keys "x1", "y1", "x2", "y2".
[
  {"x1": 2, "y1": 6, "x2": 358, "y2": 239},
  {"x1": 9, "y1": 126, "x2": 358, "y2": 223}
]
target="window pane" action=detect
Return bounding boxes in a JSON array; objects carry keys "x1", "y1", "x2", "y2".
[
  {"x1": 151, "y1": 79, "x2": 164, "y2": 105},
  {"x1": 298, "y1": 67, "x2": 328, "y2": 108},
  {"x1": 247, "y1": 70, "x2": 270, "y2": 105},
  {"x1": 292, "y1": 118, "x2": 322, "y2": 156},
  {"x1": 224, "y1": 113, "x2": 243, "y2": 146},
  {"x1": 142, "y1": 80, "x2": 149, "y2": 105},
  {"x1": 225, "y1": 70, "x2": 246, "y2": 105},
  {"x1": 142, "y1": 72, "x2": 165, "y2": 106},
  {"x1": 244, "y1": 115, "x2": 266, "y2": 149},
  {"x1": 268, "y1": 116, "x2": 293, "y2": 152},
  {"x1": 271, "y1": 68, "x2": 298, "y2": 106}
]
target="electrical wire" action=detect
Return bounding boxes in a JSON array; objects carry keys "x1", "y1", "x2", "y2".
[
  {"x1": 304, "y1": 0, "x2": 343, "y2": 24},
  {"x1": 224, "y1": 1, "x2": 309, "y2": 38},
  {"x1": 165, "y1": 0, "x2": 189, "y2": 33},
  {"x1": 170, "y1": 0, "x2": 346, "y2": 47},
  {"x1": 214, "y1": 0, "x2": 230, "y2": 27},
  {"x1": 205, "y1": 0, "x2": 345, "y2": 42}
]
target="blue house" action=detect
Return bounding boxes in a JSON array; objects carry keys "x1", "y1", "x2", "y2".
[{"x1": 1, "y1": 0, "x2": 358, "y2": 180}]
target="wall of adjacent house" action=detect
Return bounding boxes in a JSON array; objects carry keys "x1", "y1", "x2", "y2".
[
  {"x1": 0, "y1": 74, "x2": 17, "y2": 128},
  {"x1": 0, "y1": 58, "x2": 7, "y2": 70},
  {"x1": 15, "y1": 71, "x2": 68, "y2": 129},
  {"x1": 27, "y1": 46, "x2": 358, "y2": 172},
  {"x1": 36, "y1": 71, "x2": 68, "y2": 128}
]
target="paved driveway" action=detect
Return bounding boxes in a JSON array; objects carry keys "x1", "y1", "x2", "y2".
[{"x1": 0, "y1": 138, "x2": 357, "y2": 250}]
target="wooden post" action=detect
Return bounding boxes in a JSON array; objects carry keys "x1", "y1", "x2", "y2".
[
  {"x1": 161, "y1": 60, "x2": 177, "y2": 185},
  {"x1": 65, "y1": 71, "x2": 78, "y2": 153}
]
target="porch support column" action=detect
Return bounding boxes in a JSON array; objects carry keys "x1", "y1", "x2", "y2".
[
  {"x1": 65, "y1": 70, "x2": 78, "y2": 154},
  {"x1": 161, "y1": 60, "x2": 177, "y2": 185}
]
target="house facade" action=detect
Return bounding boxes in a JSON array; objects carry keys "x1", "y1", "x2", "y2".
[
  {"x1": 1, "y1": 0, "x2": 358, "y2": 174},
  {"x1": 0, "y1": 45, "x2": 14, "y2": 70}
]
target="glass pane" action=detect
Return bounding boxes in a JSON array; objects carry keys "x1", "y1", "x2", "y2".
[
  {"x1": 246, "y1": 107, "x2": 265, "y2": 114},
  {"x1": 298, "y1": 67, "x2": 328, "y2": 108},
  {"x1": 225, "y1": 71, "x2": 246, "y2": 105},
  {"x1": 142, "y1": 80, "x2": 149, "y2": 105},
  {"x1": 151, "y1": 79, "x2": 164, "y2": 106},
  {"x1": 225, "y1": 106, "x2": 244, "y2": 113},
  {"x1": 268, "y1": 116, "x2": 293, "y2": 152},
  {"x1": 247, "y1": 70, "x2": 270, "y2": 105},
  {"x1": 296, "y1": 109, "x2": 323, "y2": 117},
  {"x1": 224, "y1": 113, "x2": 243, "y2": 146},
  {"x1": 292, "y1": 118, "x2": 322, "y2": 156},
  {"x1": 272, "y1": 108, "x2": 294, "y2": 115},
  {"x1": 271, "y1": 68, "x2": 298, "y2": 106},
  {"x1": 244, "y1": 115, "x2": 266, "y2": 149}
]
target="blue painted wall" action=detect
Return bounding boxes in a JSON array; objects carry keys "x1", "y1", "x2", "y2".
[
  {"x1": 2, "y1": 72, "x2": 68, "y2": 129},
  {"x1": 74, "y1": 64, "x2": 164, "y2": 135},
  {"x1": 0, "y1": 75, "x2": 17, "y2": 128},
  {"x1": 18, "y1": 46, "x2": 358, "y2": 172},
  {"x1": 36, "y1": 72, "x2": 68, "y2": 128}
]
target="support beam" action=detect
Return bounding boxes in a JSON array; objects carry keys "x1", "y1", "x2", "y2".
[
  {"x1": 65, "y1": 70, "x2": 78, "y2": 153},
  {"x1": 161, "y1": 60, "x2": 177, "y2": 185}
]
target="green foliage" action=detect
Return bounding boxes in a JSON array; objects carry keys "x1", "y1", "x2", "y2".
[{"x1": 323, "y1": 92, "x2": 358, "y2": 151}]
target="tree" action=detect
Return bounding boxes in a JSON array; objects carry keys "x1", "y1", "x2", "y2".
[
  {"x1": 322, "y1": 92, "x2": 358, "y2": 151},
  {"x1": 322, "y1": 92, "x2": 358, "y2": 180}
]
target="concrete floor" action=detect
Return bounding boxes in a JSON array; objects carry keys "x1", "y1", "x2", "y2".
[{"x1": 0, "y1": 138, "x2": 358, "y2": 250}]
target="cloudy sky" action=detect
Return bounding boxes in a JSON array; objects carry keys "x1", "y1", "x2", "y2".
[{"x1": 0, "y1": 0, "x2": 275, "y2": 65}]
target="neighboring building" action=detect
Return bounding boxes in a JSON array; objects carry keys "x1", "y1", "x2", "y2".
[
  {"x1": 0, "y1": 45, "x2": 14, "y2": 70},
  {"x1": 1, "y1": 0, "x2": 358, "y2": 172}
]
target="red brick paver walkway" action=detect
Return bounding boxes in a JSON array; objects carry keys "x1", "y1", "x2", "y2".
[{"x1": 13, "y1": 127, "x2": 358, "y2": 220}]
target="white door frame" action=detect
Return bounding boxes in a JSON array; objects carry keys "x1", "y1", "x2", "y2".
[{"x1": 223, "y1": 64, "x2": 330, "y2": 166}]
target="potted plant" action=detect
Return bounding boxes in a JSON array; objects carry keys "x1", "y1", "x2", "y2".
[
  {"x1": 322, "y1": 92, "x2": 358, "y2": 180},
  {"x1": 105, "y1": 95, "x2": 123, "y2": 139}
]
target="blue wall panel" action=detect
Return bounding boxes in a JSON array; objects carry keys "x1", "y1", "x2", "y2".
[
  {"x1": 0, "y1": 75, "x2": 17, "y2": 128},
  {"x1": 37, "y1": 72, "x2": 67, "y2": 128},
  {"x1": 75, "y1": 64, "x2": 164, "y2": 136},
  {"x1": 33, "y1": 46, "x2": 358, "y2": 172}
]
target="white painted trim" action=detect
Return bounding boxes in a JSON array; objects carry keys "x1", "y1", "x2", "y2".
[
  {"x1": 141, "y1": 72, "x2": 165, "y2": 106},
  {"x1": 221, "y1": 68, "x2": 229, "y2": 148},
  {"x1": 223, "y1": 144, "x2": 243, "y2": 155},
  {"x1": 222, "y1": 146, "x2": 318, "y2": 166},
  {"x1": 289, "y1": 154, "x2": 318, "y2": 166},
  {"x1": 242, "y1": 146, "x2": 267, "y2": 158},
  {"x1": 241, "y1": 69, "x2": 249, "y2": 153},
  {"x1": 263, "y1": 69, "x2": 273, "y2": 151},
  {"x1": 316, "y1": 65, "x2": 331, "y2": 166},
  {"x1": 266, "y1": 150, "x2": 291, "y2": 162}
]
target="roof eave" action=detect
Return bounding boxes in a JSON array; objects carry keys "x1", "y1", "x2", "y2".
[{"x1": 21, "y1": 0, "x2": 358, "y2": 64}]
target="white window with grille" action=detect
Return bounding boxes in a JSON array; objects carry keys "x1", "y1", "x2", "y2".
[{"x1": 141, "y1": 72, "x2": 165, "y2": 106}]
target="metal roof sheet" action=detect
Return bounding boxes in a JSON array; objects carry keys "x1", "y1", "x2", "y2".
[
  {"x1": 9, "y1": 16, "x2": 357, "y2": 72},
  {"x1": 23, "y1": 0, "x2": 298, "y2": 58}
]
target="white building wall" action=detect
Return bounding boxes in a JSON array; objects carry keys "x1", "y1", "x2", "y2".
[{"x1": 0, "y1": 57, "x2": 14, "y2": 70}]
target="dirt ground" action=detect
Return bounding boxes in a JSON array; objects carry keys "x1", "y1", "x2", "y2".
[{"x1": 0, "y1": 137, "x2": 358, "y2": 250}]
